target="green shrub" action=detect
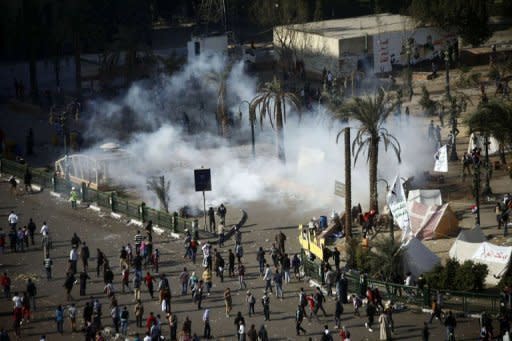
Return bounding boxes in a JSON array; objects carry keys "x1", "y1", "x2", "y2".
[
  {"x1": 355, "y1": 245, "x2": 371, "y2": 274},
  {"x1": 425, "y1": 258, "x2": 488, "y2": 291},
  {"x1": 454, "y1": 260, "x2": 477, "y2": 291},
  {"x1": 424, "y1": 264, "x2": 444, "y2": 288},
  {"x1": 471, "y1": 263, "x2": 488, "y2": 291}
]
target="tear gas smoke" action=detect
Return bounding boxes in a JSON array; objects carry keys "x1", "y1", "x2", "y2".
[{"x1": 81, "y1": 54, "x2": 435, "y2": 215}]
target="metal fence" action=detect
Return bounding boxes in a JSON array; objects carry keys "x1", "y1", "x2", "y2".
[
  {"x1": 0, "y1": 158, "x2": 190, "y2": 233},
  {"x1": 301, "y1": 251, "x2": 501, "y2": 314}
]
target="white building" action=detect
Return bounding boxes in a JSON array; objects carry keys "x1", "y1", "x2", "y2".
[
  {"x1": 273, "y1": 13, "x2": 457, "y2": 75},
  {"x1": 187, "y1": 33, "x2": 228, "y2": 62}
]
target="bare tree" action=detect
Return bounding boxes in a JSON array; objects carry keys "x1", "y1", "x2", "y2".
[
  {"x1": 250, "y1": 0, "x2": 310, "y2": 69},
  {"x1": 147, "y1": 176, "x2": 171, "y2": 213}
]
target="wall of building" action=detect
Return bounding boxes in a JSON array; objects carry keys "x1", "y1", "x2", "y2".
[
  {"x1": 373, "y1": 27, "x2": 457, "y2": 73},
  {"x1": 273, "y1": 26, "x2": 340, "y2": 75},
  {"x1": 187, "y1": 34, "x2": 228, "y2": 62}
]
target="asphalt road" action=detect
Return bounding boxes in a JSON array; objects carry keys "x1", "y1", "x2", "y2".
[{"x1": 0, "y1": 179, "x2": 484, "y2": 341}]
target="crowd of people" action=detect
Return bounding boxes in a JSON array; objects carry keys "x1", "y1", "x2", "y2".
[{"x1": 2, "y1": 188, "x2": 508, "y2": 341}]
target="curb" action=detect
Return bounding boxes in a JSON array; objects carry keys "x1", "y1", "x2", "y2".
[
  {"x1": 309, "y1": 279, "x2": 329, "y2": 295},
  {"x1": 129, "y1": 219, "x2": 143, "y2": 227},
  {"x1": 110, "y1": 212, "x2": 121, "y2": 219},
  {"x1": 169, "y1": 232, "x2": 181, "y2": 239},
  {"x1": 153, "y1": 226, "x2": 165, "y2": 236},
  {"x1": 50, "y1": 191, "x2": 61, "y2": 198},
  {"x1": 89, "y1": 205, "x2": 101, "y2": 212}
]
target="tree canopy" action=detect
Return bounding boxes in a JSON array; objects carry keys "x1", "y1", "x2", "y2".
[{"x1": 409, "y1": 0, "x2": 492, "y2": 47}]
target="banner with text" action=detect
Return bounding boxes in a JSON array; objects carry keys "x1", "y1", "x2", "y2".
[
  {"x1": 434, "y1": 145, "x2": 448, "y2": 173},
  {"x1": 387, "y1": 175, "x2": 412, "y2": 242}
]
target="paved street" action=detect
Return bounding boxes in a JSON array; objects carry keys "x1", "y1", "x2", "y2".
[{"x1": 0, "y1": 180, "x2": 482, "y2": 340}]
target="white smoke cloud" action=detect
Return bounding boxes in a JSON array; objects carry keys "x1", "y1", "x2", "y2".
[{"x1": 80, "y1": 53, "x2": 434, "y2": 215}]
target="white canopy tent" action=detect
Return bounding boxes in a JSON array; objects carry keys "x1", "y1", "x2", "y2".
[
  {"x1": 407, "y1": 189, "x2": 443, "y2": 206},
  {"x1": 449, "y1": 239, "x2": 512, "y2": 286}
]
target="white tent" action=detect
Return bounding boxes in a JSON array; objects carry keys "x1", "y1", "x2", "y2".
[
  {"x1": 449, "y1": 240, "x2": 512, "y2": 286},
  {"x1": 467, "y1": 133, "x2": 501, "y2": 155},
  {"x1": 407, "y1": 189, "x2": 443, "y2": 206},
  {"x1": 401, "y1": 237, "x2": 440, "y2": 278}
]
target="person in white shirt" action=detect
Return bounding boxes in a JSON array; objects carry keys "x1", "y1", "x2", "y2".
[
  {"x1": 263, "y1": 264, "x2": 273, "y2": 293},
  {"x1": 69, "y1": 248, "x2": 78, "y2": 274},
  {"x1": 40, "y1": 222, "x2": 49, "y2": 236},
  {"x1": 12, "y1": 292, "x2": 22, "y2": 309},
  {"x1": 8, "y1": 211, "x2": 18, "y2": 228},
  {"x1": 404, "y1": 272, "x2": 413, "y2": 286},
  {"x1": 238, "y1": 321, "x2": 245, "y2": 341}
]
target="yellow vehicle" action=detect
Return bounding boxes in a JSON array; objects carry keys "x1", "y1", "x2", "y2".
[{"x1": 298, "y1": 214, "x2": 343, "y2": 261}]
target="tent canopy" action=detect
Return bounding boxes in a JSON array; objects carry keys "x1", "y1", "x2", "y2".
[
  {"x1": 407, "y1": 189, "x2": 443, "y2": 206},
  {"x1": 401, "y1": 237, "x2": 440, "y2": 278},
  {"x1": 449, "y1": 240, "x2": 512, "y2": 286},
  {"x1": 456, "y1": 225, "x2": 486, "y2": 243},
  {"x1": 467, "y1": 133, "x2": 501, "y2": 155},
  {"x1": 408, "y1": 202, "x2": 459, "y2": 240}
]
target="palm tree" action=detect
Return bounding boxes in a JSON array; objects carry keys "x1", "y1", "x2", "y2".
[
  {"x1": 206, "y1": 65, "x2": 232, "y2": 137},
  {"x1": 340, "y1": 88, "x2": 401, "y2": 211},
  {"x1": 465, "y1": 99, "x2": 512, "y2": 193},
  {"x1": 250, "y1": 77, "x2": 301, "y2": 163}
]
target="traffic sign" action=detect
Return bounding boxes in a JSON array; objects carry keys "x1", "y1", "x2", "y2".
[{"x1": 334, "y1": 180, "x2": 345, "y2": 197}]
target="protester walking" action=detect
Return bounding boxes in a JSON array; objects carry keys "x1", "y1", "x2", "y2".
[
  {"x1": 55, "y1": 305, "x2": 64, "y2": 334},
  {"x1": 379, "y1": 311, "x2": 391, "y2": 340},
  {"x1": 246, "y1": 291, "x2": 256, "y2": 316},
  {"x1": 224, "y1": 287, "x2": 233, "y2": 317},
  {"x1": 203, "y1": 309, "x2": 211, "y2": 339},
  {"x1": 262, "y1": 291, "x2": 270, "y2": 321},
  {"x1": 296, "y1": 305, "x2": 307, "y2": 335},
  {"x1": 365, "y1": 302, "x2": 376, "y2": 333},
  {"x1": 26, "y1": 278, "x2": 37, "y2": 311},
  {"x1": 444, "y1": 311, "x2": 457, "y2": 341}
]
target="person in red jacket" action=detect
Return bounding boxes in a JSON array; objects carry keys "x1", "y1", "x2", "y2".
[
  {"x1": 146, "y1": 311, "x2": 156, "y2": 332},
  {"x1": 0, "y1": 272, "x2": 11, "y2": 298},
  {"x1": 144, "y1": 272, "x2": 155, "y2": 299}
]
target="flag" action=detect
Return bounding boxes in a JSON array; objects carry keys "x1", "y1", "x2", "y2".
[
  {"x1": 434, "y1": 145, "x2": 448, "y2": 173},
  {"x1": 386, "y1": 175, "x2": 412, "y2": 242}
]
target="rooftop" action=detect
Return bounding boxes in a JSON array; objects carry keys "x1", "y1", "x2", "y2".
[{"x1": 285, "y1": 13, "x2": 418, "y2": 39}]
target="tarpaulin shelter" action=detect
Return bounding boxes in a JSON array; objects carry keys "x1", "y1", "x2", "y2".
[
  {"x1": 401, "y1": 237, "x2": 440, "y2": 277},
  {"x1": 456, "y1": 225, "x2": 486, "y2": 243},
  {"x1": 407, "y1": 202, "x2": 459, "y2": 240},
  {"x1": 449, "y1": 239, "x2": 512, "y2": 286},
  {"x1": 407, "y1": 189, "x2": 443, "y2": 206}
]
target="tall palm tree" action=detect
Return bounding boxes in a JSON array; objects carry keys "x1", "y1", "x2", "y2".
[
  {"x1": 465, "y1": 99, "x2": 512, "y2": 193},
  {"x1": 206, "y1": 64, "x2": 232, "y2": 137},
  {"x1": 340, "y1": 88, "x2": 401, "y2": 211},
  {"x1": 250, "y1": 77, "x2": 301, "y2": 163}
]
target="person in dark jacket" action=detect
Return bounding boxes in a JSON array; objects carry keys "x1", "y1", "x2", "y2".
[{"x1": 80, "y1": 271, "x2": 90, "y2": 296}]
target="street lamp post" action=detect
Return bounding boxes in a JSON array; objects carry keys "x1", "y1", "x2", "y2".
[
  {"x1": 449, "y1": 98, "x2": 459, "y2": 161},
  {"x1": 473, "y1": 161, "x2": 481, "y2": 226},
  {"x1": 60, "y1": 110, "x2": 70, "y2": 183},
  {"x1": 406, "y1": 39, "x2": 413, "y2": 101},
  {"x1": 378, "y1": 178, "x2": 393, "y2": 242},
  {"x1": 444, "y1": 50, "x2": 451, "y2": 98},
  {"x1": 238, "y1": 100, "x2": 255, "y2": 158},
  {"x1": 482, "y1": 135, "x2": 493, "y2": 196}
]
